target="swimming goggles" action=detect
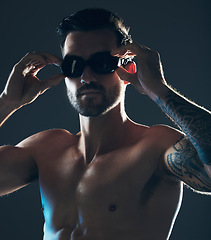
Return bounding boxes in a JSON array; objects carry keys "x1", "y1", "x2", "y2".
[{"x1": 61, "y1": 51, "x2": 132, "y2": 78}]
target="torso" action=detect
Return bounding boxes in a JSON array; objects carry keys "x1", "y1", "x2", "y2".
[{"x1": 31, "y1": 125, "x2": 182, "y2": 240}]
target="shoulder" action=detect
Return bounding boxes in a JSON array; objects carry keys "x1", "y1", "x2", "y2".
[
  {"x1": 147, "y1": 124, "x2": 182, "y2": 136},
  {"x1": 145, "y1": 124, "x2": 184, "y2": 146},
  {"x1": 17, "y1": 128, "x2": 79, "y2": 150},
  {"x1": 127, "y1": 121, "x2": 184, "y2": 151},
  {"x1": 131, "y1": 123, "x2": 183, "y2": 144},
  {"x1": 138, "y1": 124, "x2": 185, "y2": 175},
  {"x1": 129, "y1": 124, "x2": 184, "y2": 182}
]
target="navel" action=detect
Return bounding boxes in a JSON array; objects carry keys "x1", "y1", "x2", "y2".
[
  {"x1": 41, "y1": 205, "x2": 44, "y2": 212},
  {"x1": 109, "y1": 204, "x2": 117, "y2": 212}
]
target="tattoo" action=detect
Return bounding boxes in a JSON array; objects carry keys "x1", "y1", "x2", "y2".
[
  {"x1": 156, "y1": 89, "x2": 211, "y2": 164},
  {"x1": 167, "y1": 137, "x2": 211, "y2": 192}
]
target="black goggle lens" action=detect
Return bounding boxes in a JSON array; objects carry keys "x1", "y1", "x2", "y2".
[
  {"x1": 89, "y1": 52, "x2": 119, "y2": 74},
  {"x1": 61, "y1": 52, "x2": 120, "y2": 78},
  {"x1": 61, "y1": 55, "x2": 85, "y2": 78}
]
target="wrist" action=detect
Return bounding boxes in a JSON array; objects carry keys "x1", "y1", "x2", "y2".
[
  {"x1": 0, "y1": 93, "x2": 21, "y2": 115},
  {"x1": 145, "y1": 82, "x2": 170, "y2": 102},
  {"x1": 0, "y1": 94, "x2": 20, "y2": 127}
]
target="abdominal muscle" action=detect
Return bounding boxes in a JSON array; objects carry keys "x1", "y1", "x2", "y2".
[
  {"x1": 42, "y1": 189, "x2": 182, "y2": 240},
  {"x1": 41, "y1": 174, "x2": 182, "y2": 240}
]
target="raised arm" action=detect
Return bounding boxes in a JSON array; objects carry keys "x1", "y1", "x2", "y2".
[
  {"x1": 0, "y1": 52, "x2": 64, "y2": 195},
  {"x1": 112, "y1": 43, "x2": 211, "y2": 192},
  {"x1": 0, "y1": 52, "x2": 64, "y2": 125}
]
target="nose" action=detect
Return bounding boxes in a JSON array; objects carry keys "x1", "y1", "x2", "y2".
[{"x1": 81, "y1": 66, "x2": 97, "y2": 84}]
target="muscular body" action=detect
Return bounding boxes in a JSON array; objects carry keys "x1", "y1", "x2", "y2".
[{"x1": 0, "y1": 28, "x2": 211, "y2": 240}]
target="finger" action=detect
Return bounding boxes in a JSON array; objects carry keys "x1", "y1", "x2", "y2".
[
  {"x1": 116, "y1": 66, "x2": 137, "y2": 83},
  {"x1": 112, "y1": 42, "x2": 154, "y2": 60},
  {"x1": 112, "y1": 49, "x2": 134, "y2": 58},
  {"x1": 40, "y1": 73, "x2": 64, "y2": 93},
  {"x1": 111, "y1": 43, "x2": 139, "y2": 57},
  {"x1": 28, "y1": 63, "x2": 46, "y2": 76},
  {"x1": 16, "y1": 52, "x2": 62, "y2": 71},
  {"x1": 33, "y1": 52, "x2": 63, "y2": 66},
  {"x1": 16, "y1": 52, "x2": 62, "y2": 78},
  {"x1": 139, "y1": 44, "x2": 152, "y2": 51}
]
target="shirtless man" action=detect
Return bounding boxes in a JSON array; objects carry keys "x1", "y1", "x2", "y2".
[{"x1": 0, "y1": 8, "x2": 211, "y2": 240}]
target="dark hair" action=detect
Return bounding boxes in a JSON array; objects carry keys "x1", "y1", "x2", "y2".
[{"x1": 57, "y1": 8, "x2": 132, "y2": 49}]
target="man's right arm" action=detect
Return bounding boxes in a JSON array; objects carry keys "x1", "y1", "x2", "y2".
[
  {"x1": 0, "y1": 52, "x2": 64, "y2": 196},
  {"x1": 0, "y1": 144, "x2": 38, "y2": 196},
  {"x1": 0, "y1": 51, "x2": 64, "y2": 126}
]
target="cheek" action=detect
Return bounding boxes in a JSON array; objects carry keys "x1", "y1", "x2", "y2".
[
  {"x1": 113, "y1": 73, "x2": 127, "y2": 90},
  {"x1": 104, "y1": 72, "x2": 124, "y2": 85},
  {"x1": 113, "y1": 73, "x2": 126, "y2": 93},
  {"x1": 113, "y1": 72, "x2": 121, "y2": 81},
  {"x1": 65, "y1": 78, "x2": 80, "y2": 99},
  {"x1": 107, "y1": 73, "x2": 126, "y2": 95},
  {"x1": 112, "y1": 72, "x2": 128, "y2": 86},
  {"x1": 65, "y1": 78, "x2": 79, "y2": 91}
]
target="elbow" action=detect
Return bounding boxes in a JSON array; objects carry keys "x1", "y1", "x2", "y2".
[
  {"x1": 204, "y1": 164, "x2": 211, "y2": 179},
  {"x1": 197, "y1": 147, "x2": 211, "y2": 166}
]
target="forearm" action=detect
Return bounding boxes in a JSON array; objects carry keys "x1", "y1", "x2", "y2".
[
  {"x1": 151, "y1": 84, "x2": 211, "y2": 165},
  {"x1": 0, "y1": 94, "x2": 19, "y2": 127},
  {"x1": 109, "y1": 42, "x2": 211, "y2": 163}
]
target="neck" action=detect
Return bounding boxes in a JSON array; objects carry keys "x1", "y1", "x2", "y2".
[{"x1": 78, "y1": 101, "x2": 130, "y2": 163}]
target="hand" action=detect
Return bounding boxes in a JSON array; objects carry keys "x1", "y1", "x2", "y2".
[
  {"x1": 112, "y1": 43, "x2": 167, "y2": 96},
  {"x1": 1, "y1": 52, "x2": 64, "y2": 108}
]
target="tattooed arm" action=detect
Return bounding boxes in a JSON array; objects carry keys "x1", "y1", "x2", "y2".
[
  {"x1": 114, "y1": 42, "x2": 211, "y2": 192},
  {"x1": 156, "y1": 88, "x2": 211, "y2": 166},
  {"x1": 156, "y1": 88, "x2": 211, "y2": 193},
  {"x1": 143, "y1": 48, "x2": 211, "y2": 191},
  {"x1": 138, "y1": 45, "x2": 211, "y2": 192},
  {"x1": 164, "y1": 136, "x2": 211, "y2": 193}
]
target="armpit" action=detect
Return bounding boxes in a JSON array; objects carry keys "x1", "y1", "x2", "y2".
[{"x1": 164, "y1": 136, "x2": 211, "y2": 194}]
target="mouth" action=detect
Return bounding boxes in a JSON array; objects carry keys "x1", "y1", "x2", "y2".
[
  {"x1": 76, "y1": 82, "x2": 105, "y2": 98},
  {"x1": 79, "y1": 89, "x2": 103, "y2": 96}
]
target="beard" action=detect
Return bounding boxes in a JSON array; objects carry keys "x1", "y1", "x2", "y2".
[{"x1": 67, "y1": 81, "x2": 124, "y2": 117}]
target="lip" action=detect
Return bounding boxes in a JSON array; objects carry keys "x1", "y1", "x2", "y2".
[{"x1": 79, "y1": 89, "x2": 103, "y2": 95}]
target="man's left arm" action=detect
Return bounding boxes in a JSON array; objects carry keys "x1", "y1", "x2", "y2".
[
  {"x1": 155, "y1": 83, "x2": 211, "y2": 165},
  {"x1": 113, "y1": 43, "x2": 211, "y2": 191},
  {"x1": 155, "y1": 84, "x2": 211, "y2": 192}
]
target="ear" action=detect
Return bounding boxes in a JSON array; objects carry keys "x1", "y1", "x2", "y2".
[{"x1": 123, "y1": 61, "x2": 137, "y2": 85}]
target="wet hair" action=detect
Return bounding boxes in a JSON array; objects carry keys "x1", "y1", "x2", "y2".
[{"x1": 57, "y1": 8, "x2": 132, "y2": 49}]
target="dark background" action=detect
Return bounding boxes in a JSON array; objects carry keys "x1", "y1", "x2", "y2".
[{"x1": 0, "y1": 0, "x2": 210, "y2": 239}]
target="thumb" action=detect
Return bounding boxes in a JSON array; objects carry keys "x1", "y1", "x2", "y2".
[
  {"x1": 40, "y1": 73, "x2": 64, "y2": 93},
  {"x1": 116, "y1": 67, "x2": 131, "y2": 81},
  {"x1": 116, "y1": 62, "x2": 137, "y2": 84}
]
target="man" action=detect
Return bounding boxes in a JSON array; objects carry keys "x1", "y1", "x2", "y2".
[{"x1": 0, "y1": 8, "x2": 210, "y2": 240}]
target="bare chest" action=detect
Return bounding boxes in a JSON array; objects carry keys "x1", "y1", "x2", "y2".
[{"x1": 37, "y1": 143, "x2": 175, "y2": 234}]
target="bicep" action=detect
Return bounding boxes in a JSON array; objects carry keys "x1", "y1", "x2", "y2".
[
  {"x1": 164, "y1": 136, "x2": 211, "y2": 193},
  {"x1": 0, "y1": 145, "x2": 38, "y2": 196}
]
